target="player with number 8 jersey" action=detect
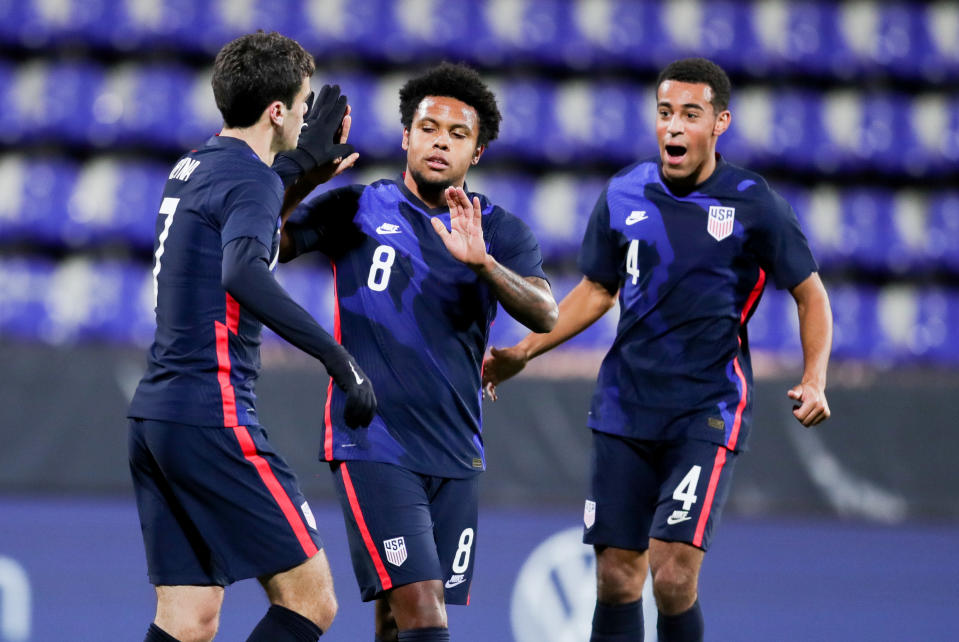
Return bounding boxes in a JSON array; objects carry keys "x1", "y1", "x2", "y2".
[{"x1": 280, "y1": 63, "x2": 558, "y2": 641}]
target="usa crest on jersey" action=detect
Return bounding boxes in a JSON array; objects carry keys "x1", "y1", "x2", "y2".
[
  {"x1": 707, "y1": 205, "x2": 735, "y2": 241},
  {"x1": 583, "y1": 500, "x2": 596, "y2": 529},
  {"x1": 383, "y1": 536, "x2": 407, "y2": 566}
]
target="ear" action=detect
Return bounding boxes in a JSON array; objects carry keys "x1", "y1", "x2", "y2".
[
  {"x1": 267, "y1": 100, "x2": 285, "y2": 128},
  {"x1": 402, "y1": 128, "x2": 410, "y2": 151},
  {"x1": 471, "y1": 144, "x2": 485, "y2": 166},
  {"x1": 713, "y1": 110, "x2": 731, "y2": 137}
]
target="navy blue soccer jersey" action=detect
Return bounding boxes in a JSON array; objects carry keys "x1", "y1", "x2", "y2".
[
  {"x1": 578, "y1": 156, "x2": 817, "y2": 452},
  {"x1": 128, "y1": 136, "x2": 282, "y2": 427},
  {"x1": 285, "y1": 178, "x2": 547, "y2": 478}
]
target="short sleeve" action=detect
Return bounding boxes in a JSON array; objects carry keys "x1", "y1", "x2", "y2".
[
  {"x1": 487, "y1": 210, "x2": 548, "y2": 281},
  {"x1": 576, "y1": 185, "x2": 621, "y2": 284},
  {"x1": 219, "y1": 173, "x2": 283, "y2": 250},
  {"x1": 285, "y1": 184, "x2": 365, "y2": 257},
  {"x1": 753, "y1": 190, "x2": 819, "y2": 290}
]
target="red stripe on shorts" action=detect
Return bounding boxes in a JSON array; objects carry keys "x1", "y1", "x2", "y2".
[
  {"x1": 232, "y1": 426, "x2": 318, "y2": 557},
  {"x1": 693, "y1": 446, "x2": 728, "y2": 548},
  {"x1": 340, "y1": 463, "x2": 392, "y2": 591}
]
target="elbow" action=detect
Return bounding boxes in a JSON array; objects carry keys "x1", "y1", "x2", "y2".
[{"x1": 531, "y1": 303, "x2": 559, "y2": 334}]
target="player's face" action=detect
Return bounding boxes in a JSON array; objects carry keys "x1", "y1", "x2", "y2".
[
  {"x1": 279, "y1": 77, "x2": 312, "y2": 152},
  {"x1": 402, "y1": 96, "x2": 484, "y2": 197},
  {"x1": 656, "y1": 80, "x2": 730, "y2": 187}
]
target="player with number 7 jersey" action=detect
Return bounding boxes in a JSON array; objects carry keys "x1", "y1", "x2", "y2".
[{"x1": 279, "y1": 63, "x2": 558, "y2": 641}]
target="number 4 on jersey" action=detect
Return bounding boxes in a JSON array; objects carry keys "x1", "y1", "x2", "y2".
[{"x1": 626, "y1": 239, "x2": 640, "y2": 285}]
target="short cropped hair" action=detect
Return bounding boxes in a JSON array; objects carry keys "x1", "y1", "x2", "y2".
[
  {"x1": 656, "y1": 57, "x2": 731, "y2": 114},
  {"x1": 212, "y1": 31, "x2": 315, "y2": 128},
  {"x1": 399, "y1": 62, "x2": 502, "y2": 147}
]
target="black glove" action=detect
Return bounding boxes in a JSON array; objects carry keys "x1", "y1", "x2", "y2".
[
  {"x1": 281, "y1": 83, "x2": 355, "y2": 173},
  {"x1": 324, "y1": 346, "x2": 377, "y2": 428}
]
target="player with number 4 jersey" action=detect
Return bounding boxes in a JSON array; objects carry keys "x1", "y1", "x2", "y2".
[
  {"x1": 482, "y1": 58, "x2": 833, "y2": 642},
  {"x1": 280, "y1": 63, "x2": 558, "y2": 642}
]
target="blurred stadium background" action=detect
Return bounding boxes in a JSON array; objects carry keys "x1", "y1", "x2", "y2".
[{"x1": 1, "y1": 0, "x2": 957, "y2": 640}]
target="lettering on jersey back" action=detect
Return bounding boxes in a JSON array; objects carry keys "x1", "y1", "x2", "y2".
[{"x1": 169, "y1": 158, "x2": 201, "y2": 182}]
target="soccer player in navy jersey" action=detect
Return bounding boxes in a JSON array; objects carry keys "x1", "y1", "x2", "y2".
[
  {"x1": 127, "y1": 32, "x2": 376, "y2": 642},
  {"x1": 483, "y1": 58, "x2": 833, "y2": 642},
  {"x1": 279, "y1": 62, "x2": 559, "y2": 642}
]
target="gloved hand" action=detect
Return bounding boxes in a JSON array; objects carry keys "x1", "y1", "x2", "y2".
[
  {"x1": 282, "y1": 83, "x2": 355, "y2": 173},
  {"x1": 324, "y1": 346, "x2": 377, "y2": 428}
]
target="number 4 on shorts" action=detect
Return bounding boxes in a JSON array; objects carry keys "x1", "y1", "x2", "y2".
[{"x1": 672, "y1": 465, "x2": 702, "y2": 511}]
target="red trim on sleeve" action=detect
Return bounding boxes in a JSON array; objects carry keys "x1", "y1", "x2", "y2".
[
  {"x1": 232, "y1": 425, "x2": 318, "y2": 557},
  {"x1": 340, "y1": 463, "x2": 393, "y2": 591},
  {"x1": 692, "y1": 446, "x2": 728, "y2": 548}
]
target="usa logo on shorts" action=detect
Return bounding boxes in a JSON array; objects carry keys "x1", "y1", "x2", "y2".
[
  {"x1": 707, "y1": 206, "x2": 735, "y2": 241},
  {"x1": 383, "y1": 537, "x2": 407, "y2": 566},
  {"x1": 583, "y1": 500, "x2": 596, "y2": 529}
]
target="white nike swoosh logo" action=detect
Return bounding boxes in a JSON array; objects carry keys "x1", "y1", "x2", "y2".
[
  {"x1": 445, "y1": 577, "x2": 467, "y2": 588},
  {"x1": 626, "y1": 211, "x2": 648, "y2": 225},
  {"x1": 349, "y1": 362, "x2": 364, "y2": 385},
  {"x1": 376, "y1": 223, "x2": 401, "y2": 234},
  {"x1": 667, "y1": 514, "x2": 691, "y2": 525}
]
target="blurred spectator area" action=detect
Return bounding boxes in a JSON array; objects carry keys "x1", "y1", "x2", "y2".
[{"x1": 1, "y1": 0, "x2": 958, "y2": 371}]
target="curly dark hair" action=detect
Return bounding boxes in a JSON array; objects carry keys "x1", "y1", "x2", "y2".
[
  {"x1": 212, "y1": 31, "x2": 315, "y2": 128},
  {"x1": 399, "y1": 62, "x2": 502, "y2": 147},
  {"x1": 656, "y1": 57, "x2": 731, "y2": 113}
]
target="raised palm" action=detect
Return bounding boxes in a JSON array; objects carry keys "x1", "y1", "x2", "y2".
[{"x1": 431, "y1": 186, "x2": 487, "y2": 268}]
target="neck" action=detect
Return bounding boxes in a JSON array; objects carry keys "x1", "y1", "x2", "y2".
[
  {"x1": 403, "y1": 170, "x2": 459, "y2": 209},
  {"x1": 664, "y1": 151, "x2": 719, "y2": 194},
  {"x1": 219, "y1": 124, "x2": 276, "y2": 166}
]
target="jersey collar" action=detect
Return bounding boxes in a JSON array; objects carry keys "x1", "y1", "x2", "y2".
[
  {"x1": 658, "y1": 153, "x2": 727, "y2": 197},
  {"x1": 206, "y1": 134, "x2": 261, "y2": 162}
]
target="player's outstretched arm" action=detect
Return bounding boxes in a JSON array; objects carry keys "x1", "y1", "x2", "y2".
[
  {"x1": 221, "y1": 237, "x2": 377, "y2": 427},
  {"x1": 787, "y1": 271, "x2": 832, "y2": 426},
  {"x1": 434, "y1": 186, "x2": 558, "y2": 333},
  {"x1": 482, "y1": 276, "x2": 618, "y2": 400}
]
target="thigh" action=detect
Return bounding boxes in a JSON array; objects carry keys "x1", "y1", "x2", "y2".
[
  {"x1": 330, "y1": 460, "x2": 443, "y2": 602},
  {"x1": 136, "y1": 419, "x2": 323, "y2": 585},
  {"x1": 430, "y1": 474, "x2": 479, "y2": 605},
  {"x1": 649, "y1": 439, "x2": 738, "y2": 551},
  {"x1": 583, "y1": 430, "x2": 661, "y2": 552},
  {"x1": 130, "y1": 418, "x2": 220, "y2": 586}
]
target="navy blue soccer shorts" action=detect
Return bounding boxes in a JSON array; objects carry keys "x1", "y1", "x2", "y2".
[
  {"x1": 128, "y1": 418, "x2": 323, "y2": 586},
  {"x1": 330, "y1": 460, "x2": 479, "y2": 604},
  {"x1": 582, "y1": 429, "x2": 738, "y2": 552}
]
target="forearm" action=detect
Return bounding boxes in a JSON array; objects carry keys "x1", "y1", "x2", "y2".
[
  {"x1": 272, "y1": 152, "x2": 304, "y2": 190},
  {"x1": 222, "y1": 238, "x2": 344, "y2": 366},
  {"x1": 794, "y1": 276, "x2": 832, "y2": 387},
  {"x1": 474, "y1": 256, "x2": 558, "y2": 333},
  {"x1": 517, "y1": 276, "x2": 617, "y2": 359}
]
